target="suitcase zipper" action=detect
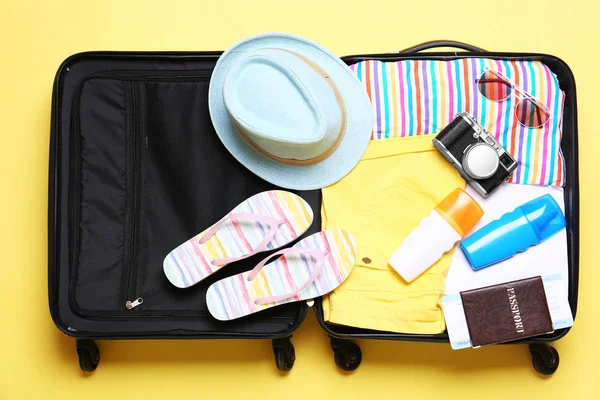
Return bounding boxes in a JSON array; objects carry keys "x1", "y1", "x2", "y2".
[
  {"x1": 69, "y1": 70, "x2": 214, "y2": 318},
  {"x1": 123, "y1": 81, "x2": 144, "y2": 311},
  {"x1": 73, "y1": 69, "x2": 212, "y2": 83},
  {"x1": 126, "y1": 297, "x2": 144, "y2": 309}
]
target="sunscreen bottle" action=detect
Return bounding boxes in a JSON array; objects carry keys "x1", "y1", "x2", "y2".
[{"x1": 389, "y1": 188, "x2": 484, "y2": 282}]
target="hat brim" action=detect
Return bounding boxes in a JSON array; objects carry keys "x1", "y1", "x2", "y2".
[{"x1": 208, "y1": 33, "x2": 373, "y2": 190}]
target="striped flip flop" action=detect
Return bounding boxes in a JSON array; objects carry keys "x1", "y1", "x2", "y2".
[
  {"x1": 164, "y1": 190, "x2": 314, "y2": 288},
  {"x1": 206, "y1": 229, "x2": 356, "y2": 321}
]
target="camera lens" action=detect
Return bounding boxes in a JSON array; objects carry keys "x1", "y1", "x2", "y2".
[{"x1": 462, "y1": 143, "x2": 499, "y2": 179}]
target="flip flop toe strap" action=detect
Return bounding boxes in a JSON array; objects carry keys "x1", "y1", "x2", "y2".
[
  {"x1": 198, "y1": 212, "x2": 285, "y2": 266},
  {"x1": 248, "y1": 247, "x2": 328, "y2": 306}
]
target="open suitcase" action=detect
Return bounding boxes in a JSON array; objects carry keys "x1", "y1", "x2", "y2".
[{"x1": 48, "y1": 40, "x2": 578, "y2": 375}]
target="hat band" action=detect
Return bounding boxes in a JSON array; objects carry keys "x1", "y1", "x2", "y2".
[{"x1": 234, "y1": 49, "x2": 347, "y2": 166}]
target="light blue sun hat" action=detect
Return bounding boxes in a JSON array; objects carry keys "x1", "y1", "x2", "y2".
[{"x1": 208, "y1": 33, "x2": 373, "y2": 190}]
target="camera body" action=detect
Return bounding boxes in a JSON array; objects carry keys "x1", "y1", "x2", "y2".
[{"x1": 432, "y1": 112, "x2": 517, "y2": 198}]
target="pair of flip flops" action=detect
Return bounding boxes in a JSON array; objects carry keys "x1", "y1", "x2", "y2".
[{"x1": 163, "y1": 190, "x2": 356, "y2": 321}]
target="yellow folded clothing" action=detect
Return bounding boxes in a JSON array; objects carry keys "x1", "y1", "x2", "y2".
[{"x1": 321, "y1": 135, "x2": 465, "y2": 334}]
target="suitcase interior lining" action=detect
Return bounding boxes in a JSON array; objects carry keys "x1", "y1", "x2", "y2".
[
  {"x1": 70, "y1": 70, "x2": 322, "y2": 321},
  {"x1": 311, "y1": 54, "x2": 579, "y2": 342}
]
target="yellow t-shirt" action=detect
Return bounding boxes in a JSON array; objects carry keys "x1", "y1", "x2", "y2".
[{"x1": 321, "y1": 135, "x2": 465, "y2": 334}]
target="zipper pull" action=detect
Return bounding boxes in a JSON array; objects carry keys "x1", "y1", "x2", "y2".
[{"x1": 126, "y1": 297, "x2": 144, "y2": 309}]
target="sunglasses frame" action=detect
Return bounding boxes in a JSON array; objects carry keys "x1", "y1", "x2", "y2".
[{"x1": 476, "y1": 67, "x2": 552, "y2": 129}]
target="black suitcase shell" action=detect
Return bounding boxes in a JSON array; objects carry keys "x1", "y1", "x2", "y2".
[
  {"x1": 49, "y1": 41, "x2": 578, "y2": 375},
  {"x1": 48, "y1": 52, "x2": 320, "y2": 372},
  {"x1": 312, "y1": 41, "x2": 579, "y2": 375}
]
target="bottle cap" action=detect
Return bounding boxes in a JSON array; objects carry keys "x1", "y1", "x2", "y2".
[
  {"x1": 434, "y1": 188, "x2": 484, "y2": 237},
  {"x1": 520, "y1": 194, "x2": 566, "y2": 242}
]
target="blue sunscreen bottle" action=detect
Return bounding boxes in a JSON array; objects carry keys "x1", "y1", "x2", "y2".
[{"x1": 460, "y1": 194, "x2": 566, "y2": 270}]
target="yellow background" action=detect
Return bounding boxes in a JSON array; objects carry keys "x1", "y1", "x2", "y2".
[{"x1": 1, "y1": 0, "x2": 598, "y2": 398}]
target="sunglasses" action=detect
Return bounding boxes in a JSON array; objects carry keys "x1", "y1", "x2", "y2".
[{"x1": 476, "y1": 68, "x2": 551, "y2": 128}]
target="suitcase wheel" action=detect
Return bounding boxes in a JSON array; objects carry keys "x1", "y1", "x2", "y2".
[
  {"x1": 76, "y1": 339, "x2": 100, "y2": 372},
  {"x1": 330, "y1": 337, "x2": 362, "y2": 372},
  {"x1": 272, "y1": 336, "x2": 295, "y2": 372},
  {"x1": 529, "y1": 343, "x2": 559, "y2": 375}
]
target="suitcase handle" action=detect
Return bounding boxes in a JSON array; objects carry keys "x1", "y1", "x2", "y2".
[{"x1": 400, "y1": 40, "x2": 486, "y2": 53}]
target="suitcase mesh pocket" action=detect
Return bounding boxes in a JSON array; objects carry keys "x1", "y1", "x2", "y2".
[
  {"x1": 71, "y1": 72, "x2": 313, "y2": 321},
  {"x1": 134, "y1": 80, "x2": 220, "y2": 312},
  {"x1": 71, "y1": 75, "x2": 216, "y2": 316}
]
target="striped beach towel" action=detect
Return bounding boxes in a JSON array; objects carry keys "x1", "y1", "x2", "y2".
[{"x1": 351, "y1": 59, "x2": 566, "y2": 186}]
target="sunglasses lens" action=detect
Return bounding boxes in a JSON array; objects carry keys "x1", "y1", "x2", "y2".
[
  {"x1": 516, "y1": 98, "x2": 550, "y2": 128},
  {"x1": 477, "y1": 71, "x2": 512, "y2": 101}
]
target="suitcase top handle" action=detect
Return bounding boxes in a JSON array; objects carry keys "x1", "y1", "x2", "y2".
[{"x1": 400, "y1": 40, "x2": 486, "y2": 53}]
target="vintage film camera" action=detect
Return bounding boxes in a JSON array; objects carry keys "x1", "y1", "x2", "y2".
[{"x1": 432, "y1": 112, "x2": 517, "y2": 197}]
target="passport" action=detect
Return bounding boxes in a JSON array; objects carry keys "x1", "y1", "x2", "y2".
[{"x1": 460, "y1": 276, "x2": 553, "y2": 347}]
